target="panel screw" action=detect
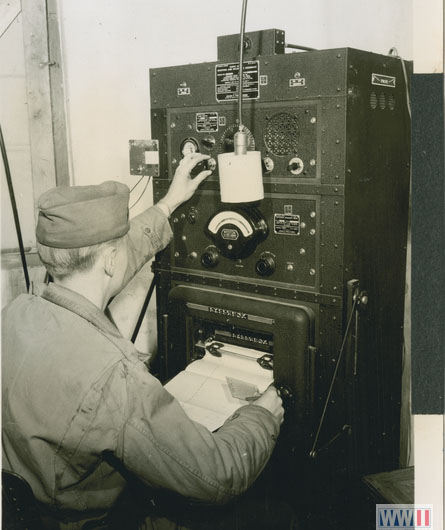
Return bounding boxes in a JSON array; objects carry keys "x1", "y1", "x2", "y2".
[
  {"x1": 310, "y1": 117, "x2": 316, "y2": 124},
  {"x1": 310, "y1": 211, "x2": 316, "y2": 218},
  {"x1": 310, "y1": 269, "x2": 316, "y2": 275},
  {"x1": 310, "y1": 229, "x2": 316, "y2": 235},
  {"x1": 300, "y1": 248, "x2": 306, "y2": 255}
]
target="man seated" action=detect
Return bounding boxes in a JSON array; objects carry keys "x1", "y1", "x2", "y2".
[{"x1": 2, "y1": 153, "x2": 284, "y2": 529}]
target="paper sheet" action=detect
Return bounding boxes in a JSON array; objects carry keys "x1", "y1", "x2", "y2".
[{"x1": 164, "y1": 345, "x2": 273, "y2": 431}]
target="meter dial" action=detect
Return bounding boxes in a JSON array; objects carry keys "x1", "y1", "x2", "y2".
[
  {"x1": 220, "y1": 125, "x2": 255, "y2": 153},
  {"x1": 180, "y1": 137, "x2": 199, "y2": 157},
  {"x1": 205, "y1": 206, "x2": 268, "y2": 259}
]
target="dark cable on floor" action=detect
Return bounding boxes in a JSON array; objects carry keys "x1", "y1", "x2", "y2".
[{"x1": 0, "y1": 123, "x2": 30, "y2": 292}]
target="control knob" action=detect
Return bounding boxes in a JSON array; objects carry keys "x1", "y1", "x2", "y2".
[
  {"x1": 201, "y1": 247, "x2": 219, "y2": 268},
  {"x1": 255, "y1": 253, "x2": 276, "y2": 276}
]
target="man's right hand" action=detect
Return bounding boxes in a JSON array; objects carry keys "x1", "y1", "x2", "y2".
[
  {"x1": 253, "y1": 385, "x2": 284, "y2": 425},
  {"x1": 158, "y1": 153, "x2": 212, "y2": 215}
]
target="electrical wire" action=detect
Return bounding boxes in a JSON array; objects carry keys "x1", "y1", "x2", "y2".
[
  {"x1": 129, "y1": 176, "x2": 151, "y2": 210},
  {"x1": 388, "y1": 47, "x2": 411, "y2": 119},
  {"x1": 130, "y1": 174, "x2": 146, "y2": 193},
  {"x1": 0, "y1": 123, "x2": 30, "y2": 292},
  {"x1": 310, "y1": 291, "x2": 359, "y2": 457}
]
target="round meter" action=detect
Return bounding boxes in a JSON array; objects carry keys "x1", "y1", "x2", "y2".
[
  {"x1": 180, "y1": 137, "x2": 199, "y2": 157},
  {"x1": 204, "y1": 206, "x2": 268, "y2": 259}
]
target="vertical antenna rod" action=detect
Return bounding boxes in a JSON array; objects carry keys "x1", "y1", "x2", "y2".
[
  {"x1": 238, "y1": 0, "x2": 248, "y2": 130},
  {"x1": 234, "y1": 0, "x2": 248, "y2": 155}
]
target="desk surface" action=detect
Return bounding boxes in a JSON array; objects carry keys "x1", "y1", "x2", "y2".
[{"x1": 363, "y1": 467, "x2": 414, "y2": 504}]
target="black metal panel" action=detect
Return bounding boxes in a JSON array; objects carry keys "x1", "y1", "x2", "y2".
[{"x1": 151, "y1": 37, "x2": 410, "y2": 482}]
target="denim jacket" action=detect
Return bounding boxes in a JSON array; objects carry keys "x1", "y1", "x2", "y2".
[{"x1": 2, "y1": 205, "x2": 279, "y2": 527}]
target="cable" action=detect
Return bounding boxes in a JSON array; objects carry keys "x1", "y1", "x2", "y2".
[
  {"x1": 129, "y1": 176, "x2": 151, "y2": 210},
  {"x1": 0, "y1": 123, "x2": 30, "y2": 292},
  {"x1": 388, "y1": 47, "x2": 411, "y2": 119},
  {"x1": 310, "y1": 291, "x2": 359, "y2": 457},
  {"x1": 130, "y1": 174, "x2": 146, "y2": 193}
]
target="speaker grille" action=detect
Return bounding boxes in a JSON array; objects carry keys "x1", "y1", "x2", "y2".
[
  {"x1": 379, "y1": 93, "x2": 387, "y2": 110},
  {"x1": 388, "y1": 94, "x2": 396, "y2": 110},
  {"x1": 264, "y1": 113, "x2": 299, "y2": 156}
]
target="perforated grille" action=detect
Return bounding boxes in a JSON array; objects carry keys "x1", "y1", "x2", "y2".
[
  {"x1": 264, "y1": 113, "x2": 299, "y2": 156},
  {"x1": 379, "y1": 93, "x2": 387, "y2": 110},
  {"x1": 388, "y1": 94, "x2": 396, "y2": 110}
]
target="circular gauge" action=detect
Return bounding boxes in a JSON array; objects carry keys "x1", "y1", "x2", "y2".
[
  {"x1": 205, "y1": 205, "x2": 268, "y2": 259},
  {"x1": 180, "y1": 137, "x2": 199, "y2": 157},
  {"x1": 220, "y1": 125, "x2": 255, "y2": 153}
]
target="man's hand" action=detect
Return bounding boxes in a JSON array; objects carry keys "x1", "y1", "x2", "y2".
[
  {"x1": 253, "y1": 385, "x2": 284, "y2": 425},
  {"x1": 158, "y1": 153, "x2": 212, "y2": 215}
]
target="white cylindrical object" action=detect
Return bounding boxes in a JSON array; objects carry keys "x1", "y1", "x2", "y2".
[{"x1": 217, "y1": 151, "x2": 264, "y2": 203}]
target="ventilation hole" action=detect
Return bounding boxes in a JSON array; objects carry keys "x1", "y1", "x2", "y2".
[
  {"x1": 370, "y1": 91, "x2": 378, "y2": 109},
  {"x1": 388, "y1": 94, "x2": 396, "y2": 110},
  {"x1": 264, "y1": 113, "x2": 299, "y2": 156},
  {"x1": 379, "y1": 93, "x2": 386, "y2": 110}
]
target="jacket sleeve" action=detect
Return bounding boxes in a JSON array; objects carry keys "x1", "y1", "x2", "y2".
[
  {"x1": 120, "y1": 205, "x2": 173, "y2": 290},
  {"x1": 115, "y1": 360, "x2": 280, "y2": 505}
]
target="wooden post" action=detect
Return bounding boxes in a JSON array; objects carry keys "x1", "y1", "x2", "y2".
[
  {"x1": 47, "y1": 0, "x2": 70, "y2": 187},
  {"x1": 21, "y1": 0, "x2": 70, "y2": 217}
]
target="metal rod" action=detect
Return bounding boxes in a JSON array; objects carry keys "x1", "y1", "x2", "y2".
[
  {"x1": 309, "y1": 290, "x2": 359, "y2": 458},
  {"x1": 0, "y1": 123, "x2": 31, "y2": 292},
  {"x1": 131, "y1": 274, "x2": 157, "y2": 343},
  {"x1": 285, "y1": 43, "x2": 317, "y2": 52},
  {"x1": 238, "y1": 0, "x2": 248, "y2": 130}
]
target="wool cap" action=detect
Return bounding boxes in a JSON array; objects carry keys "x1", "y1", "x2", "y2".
[{"x1": 36, "y1": 181, "x2": 130, "y2": 248}]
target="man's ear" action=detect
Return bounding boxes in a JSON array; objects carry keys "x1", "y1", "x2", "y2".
[{"x1": 103, "y1": 246, "x2": 117, "y2": 277}]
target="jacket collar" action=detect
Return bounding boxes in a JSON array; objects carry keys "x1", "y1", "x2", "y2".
[{"x1": 33, "y1": 282, "x2": 122, "y2": 339}]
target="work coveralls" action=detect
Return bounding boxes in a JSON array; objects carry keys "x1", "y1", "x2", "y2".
[{"x1": 2, "y1": 205, "x2": 280, "y2": 529}]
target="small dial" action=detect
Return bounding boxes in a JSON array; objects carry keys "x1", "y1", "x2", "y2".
[
  {"x1": 180, "y1": 137, "x2": 199, "y2": 157},
  {"x1": 220, "y1": 125, "x2": 255, "y2": 153}
]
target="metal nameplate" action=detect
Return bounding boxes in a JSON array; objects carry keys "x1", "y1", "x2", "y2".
[
  {"x1": 274, "y1": 213, "x2": 300, "y2": 235},
  {"x1": 371, "y1": 73, "x2": 396, "y2": 88},
  {"x1": 186, "y1": 303, "x2": 274, "y2": 325},
  {"x1": 196, "y1": 112, "x2": 219, "y2": 132}
]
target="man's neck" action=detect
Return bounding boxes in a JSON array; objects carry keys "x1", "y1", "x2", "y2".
[{"x1": 54, "y1": 274, "x2": 108, "y2": 311}]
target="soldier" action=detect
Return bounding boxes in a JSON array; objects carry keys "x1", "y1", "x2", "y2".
[{"x1": 2, "y1": 153, "x2": 284, "y2": 529}]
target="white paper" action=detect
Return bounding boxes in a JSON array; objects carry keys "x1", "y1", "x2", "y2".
[{"x1": 165, "y1": 346, "x2": 273, "y2": 431}]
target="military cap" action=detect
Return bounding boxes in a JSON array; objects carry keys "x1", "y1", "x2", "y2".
[{"x1": 36, "y1": 181, "x2": 130, "y2": 248}]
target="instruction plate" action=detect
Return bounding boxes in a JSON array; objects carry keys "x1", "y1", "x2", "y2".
[
  {"x1": 196, "y1": 112, "x2": 219, "y2": 132},
  {"x1": 274, "y1": 213, "x2": 300, "y2": 235},
  {"x1": 216, "y1": 61, "x2": 260, "y2": 102}
]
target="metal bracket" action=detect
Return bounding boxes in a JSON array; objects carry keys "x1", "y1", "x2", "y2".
[{"x1": 129, "y1": 139, "x2": 159, "y2": 176}]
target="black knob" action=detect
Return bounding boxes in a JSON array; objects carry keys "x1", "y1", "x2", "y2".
[
  {"x1": 255, "y1": 255, "x2": 275, "y2": 276},
  {"x1": 201, "y1": 248, "x2": 219, "y2": 268}
]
